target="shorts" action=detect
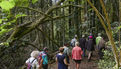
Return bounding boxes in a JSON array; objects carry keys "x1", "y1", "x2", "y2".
[
  {"x1": 73, "y1": 60, "x2": 81, "y2": 64},
  {"x1": 42, "y1": 64, "x2": 48, "y2": 69}
]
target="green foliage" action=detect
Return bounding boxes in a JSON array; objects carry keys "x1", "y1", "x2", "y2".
[
  {"x1": 15, "y1": 13, "x2": 27, "y2": 19},
  {"x1": 67, "y1": 0, "x2": 75, "y2": 2},
  {"x1": 14, "y1": 0, "x2": 29, "y2": 7},
  {"x1": 14, "y1": 0, "x2": 38, "y2": 7},
  {"x1": 0, "y1": 42, "x2": 9, "y2": 46},
  {"x1": 0, "y1": 0, "x2": 39, "y2": 48},
  {"x1": 0, "y1": 0, "x2": 39, "y2": 11},
  {"x1": 0, "y1": 0, "x2": 30, "y2": 37},
  {"x1": 0, "y1": 0, "x2": 15, "y2": 11},
  {"x1": 118, "y1": 26, "x2": 121, "y2": 30},
  {"x1": 0, "y1": 28, "x2": 13, "y2": 36},
  {"x1": 88, "y1": 8, "x2": 93, "y2": 12},
  {"x1": 0, "y1": 19, "x2": 2, "y2": 24},
  {"x1": 32, "y1": 0, "x2": 38, "y2": 4},
  {"x1": 98, "y1": 50, "x2": 116, "y2": 69}
]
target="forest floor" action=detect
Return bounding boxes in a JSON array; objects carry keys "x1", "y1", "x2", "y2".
[{"x1": 49, "y1": 50, "x2": 99, "y2": 69}]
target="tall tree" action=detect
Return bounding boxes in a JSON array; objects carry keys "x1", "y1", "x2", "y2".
[{"x1": 87, "y1": 0, "x2": 119, "y2": 68}]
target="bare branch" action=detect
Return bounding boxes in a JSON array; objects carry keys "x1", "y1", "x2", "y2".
[
  {"x1": 43, "y1": 13, "x2": 73, "y2": 23},
  {"x1": 20, "y1": 6, "x2": 52, "y2": 18}
]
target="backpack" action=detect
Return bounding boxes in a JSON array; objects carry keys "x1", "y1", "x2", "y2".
[
  {"x1": 63, "y1": 47, "x2": 70, "y2": 63},
  {"x1": 38, "y1": 51, "x2": 46, "y2": 65},
  {"x1": 71, "y1": 40, "x2": 76, "y2": 47},
  {"x1": 27, "y1": 58, "x2": 36, "y2": 69},
  {"x1": 71, "y1": 38, "x2": 77, "y2": 47}
]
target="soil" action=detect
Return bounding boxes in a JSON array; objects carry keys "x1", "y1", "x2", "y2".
[{"x1": 48, "y1": 51, "x2": 99, "y2": 69}]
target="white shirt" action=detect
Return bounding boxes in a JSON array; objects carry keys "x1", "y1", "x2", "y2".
[
  {"x1": 71, "y1": 38, "x2": 77, "y2": 46},
  {"x1": 26, "y1": 57, "x2": 39, "y2": 69}
]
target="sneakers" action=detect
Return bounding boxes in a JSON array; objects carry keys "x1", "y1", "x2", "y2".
[{"x1": 88, "y1": 59, "x2": 90, "y2": 62}]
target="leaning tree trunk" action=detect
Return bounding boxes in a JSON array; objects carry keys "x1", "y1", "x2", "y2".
[{"x1": 87, "y1": 0, "x2": 119, "y2": 68}]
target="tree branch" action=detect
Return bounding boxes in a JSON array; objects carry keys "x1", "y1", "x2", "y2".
[
  {"x1": 20, "y1": 6, "x2": 52, "y2": 18},
  {"x1": 43, "y1": 12, "x2": 73, "y2": 23},
  {"x1": 7, "y1": 0, "x2": 66, "y2": 43},
  {"x1": 99, "y1": 0, "x2": 112, "y2": 33},
  {"x1": 36, "y1": 27, "x2": 60, "y2": 47}
]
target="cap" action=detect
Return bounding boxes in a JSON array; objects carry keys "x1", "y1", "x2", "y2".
[
  {"x1": 89, "y1": 36, "x2": 93, "y2": 39},
  {"x1": 43, "y1": 47, "x2": 48, "y2": 51}
]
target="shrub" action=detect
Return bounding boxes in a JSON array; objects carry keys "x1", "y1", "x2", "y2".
[{"x1": 98, "y1": 50, "x2": 116, "y2": 69}]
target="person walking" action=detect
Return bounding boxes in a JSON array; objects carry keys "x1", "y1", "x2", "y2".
[
  {"x1": 79, "y1": 35, "x2": 86, "y2": 57},
  {"x1": 86, "y1": 36, "x2": 95, "y2": 62},
  {"x1": 72, "y1": 42, "x2": 83, "y2": 69},
  {"x1": 71, "y1": 35, "x2": 78, "y2": 47},
  {"x1": 56, "y1": 47, "x2": 69, "y2": 69},
  {"x1": 88, "y1": 33, "x2": 96, "y2": 45},
  {"x1": 25, "y1": 50, "x2": 40, "y2": 69},
  {"x1": 38, "y1": 47, "x2": 48, "y2": 69},
  {"x1": 63, "y1": 43, "x2": 71, "y2": 64},
  {"x1": 98, "y1": 38, "x2": 105, "y2": 59},
  {"x1": 96, "y1": 33, "x2": 102, "y2": 50}
]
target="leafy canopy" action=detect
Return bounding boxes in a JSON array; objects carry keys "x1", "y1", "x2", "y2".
[
  {"x1": 0, "y1": 0, "x2": 15, "y2": 11},
  {"x1": 0, "y1": 0, "x2": 38, "y2": 38}
]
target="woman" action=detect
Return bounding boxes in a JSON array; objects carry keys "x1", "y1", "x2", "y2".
[
  {"x1": 72, "y1": 42, "x2": 83, "y2": 69},
  {"x1": 86, "y1": 36, "x2": 95, "y2": 62},
  {"x1": 38, "y1": 47, "x2": 48, "y2": 69},
  {"x1": 56, "y1": 47, "x2": 69, "y2": 69},
  {"x1": 25, "y1": 50, "x2": 40, "y2": 69}
]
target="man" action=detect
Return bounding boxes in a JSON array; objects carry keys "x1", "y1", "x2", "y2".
[
  {"x1": 79, "y1": 35, "x2": 86, "y2": 57},
  {"x1": 96, "y1": 33, "x2": 102, "y2": 50},
  {"x1": 86, "y1": 36, "x2": 95, "y2": 62},
  {"x1": 71, "y1": 35, "x2": 77, "y2": 47},
  {"x1": 98, "y1": 38, "x2": 105, "y2": 59}
]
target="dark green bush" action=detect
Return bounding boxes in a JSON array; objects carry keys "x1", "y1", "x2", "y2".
[{"x1": 98, "y1": 50, "x2": 116, "y2": 69}]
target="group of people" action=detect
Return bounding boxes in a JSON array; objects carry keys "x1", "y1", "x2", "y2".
[
  {"x1": 25, "y1": 33, "x2": 106, "y2": 69},
  {"x1": 25, "y1": 47, "x2": 48, "y2": 69},
  {"x1": 69, "y1": 33, "x2": 106, "y2": 69},
  {"x1": 55, "y1": 33, "x2": 106, "y2": 69}
]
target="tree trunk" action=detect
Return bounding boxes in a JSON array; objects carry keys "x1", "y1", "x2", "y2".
[{"x1": 74, "y1": 0, "x2": 80, "y2": 38}]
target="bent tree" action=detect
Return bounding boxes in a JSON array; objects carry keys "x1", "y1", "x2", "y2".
[{"x1": 0, "y1": 0, "x2": 120, "y2": 68}]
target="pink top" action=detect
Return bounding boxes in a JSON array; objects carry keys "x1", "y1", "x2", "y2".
[{"x1": 72, "y1": 46, "x2": 83, "y2": 60}]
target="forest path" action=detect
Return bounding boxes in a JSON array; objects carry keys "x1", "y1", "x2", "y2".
[{"x1": 48, "y1": 50, "x2": 99, "y2": 69}]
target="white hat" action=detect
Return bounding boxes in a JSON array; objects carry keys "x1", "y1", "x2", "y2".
[
  {"x1": 75, "y1": 35, "x2": 77, "y2": 37},
  {"x1": 82, "y1": 35, "x2": 85, "y2": 37},
  {"x1": 98, "y1": 33, "x2": 101, "y2": 36},
  {"x1": 30, "y1": 50, "x2": 39, "y2": 58}
]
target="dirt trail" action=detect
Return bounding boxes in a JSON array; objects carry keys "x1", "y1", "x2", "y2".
[{"x1": 49, "y1": 51, "x2": 99, "y2": 69}]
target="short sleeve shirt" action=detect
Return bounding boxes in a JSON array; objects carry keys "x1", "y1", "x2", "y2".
[{"x1": 26, "y1": 57, "x2": 39, "y2": 69}]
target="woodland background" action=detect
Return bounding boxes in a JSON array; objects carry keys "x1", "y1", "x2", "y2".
[{"x1": 0, "y1": 0, "x2": 121, "y2": 69}]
